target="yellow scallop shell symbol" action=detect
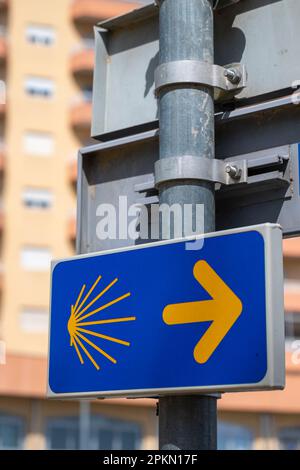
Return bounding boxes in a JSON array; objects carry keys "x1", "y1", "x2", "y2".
[{"x1": 67, "y1": 275, "x2": 136, "y2": 370}]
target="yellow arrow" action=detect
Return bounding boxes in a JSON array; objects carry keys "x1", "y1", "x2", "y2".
[{"x1": 162, "y1": 260, "x2": 243, "y2": 364}]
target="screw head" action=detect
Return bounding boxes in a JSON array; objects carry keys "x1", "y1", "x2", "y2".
[
  {"x1": 224, "y1": 68, "x2": 241, "y2": 85},
  {"x1": 225, "y1": 164, "x2": 242, "y2": 180}
]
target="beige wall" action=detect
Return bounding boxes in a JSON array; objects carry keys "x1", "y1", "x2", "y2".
[
  {"x1": 0, "y1": 0, "x2": 159, "y2": 451},
  {"x1": 2, "y1": 0, "x2": 80, "y2": 356}
]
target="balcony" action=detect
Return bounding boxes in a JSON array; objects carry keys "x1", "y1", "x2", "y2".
[
  {"x1": 0, "y1": 1, "x2": 8, "y2": 11},
  {"x1": 68, "y1": 158, "x2": 77, "y2": 185},
  {"x1": 0, "y1": 142, "x2": 5, "y2": 172},
  {"x1": 68, "y1": 212, "x2": 76, "y2": 241},
  {"x1": 71, "y1": 0, "x2": 141, "y2": 23},
  {"x1": 0, "y1": 27, "x2": 7, "y2": 62},
  {"x1": 70, "y1": 92, "x2": 92, "y2": 130},
  {"x1": 283, "y1": 237, "x2": 300, "y2": 258},
  {"x1": 284, "y1": 281, "x2": 300, "y2": 312},
  {"x1": 70, "y1": 40, "x2": 94, "y2": 77},
  {"x1": 0, "y1": 205, "x2": 4, "y2": 232},
  {"x1": 0, "y1": 102, "x2": 5, "y2": 117}
]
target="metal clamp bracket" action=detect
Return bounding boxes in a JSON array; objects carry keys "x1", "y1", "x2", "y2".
[
  {"x1": 155, "y1": 60, "x2": 247, "y2": 95},
  {"x1": 135, "y1": 151, "x2": 290, "y2": 205},
  {"x1": 154, "y1": 155, "x2": 247, "y2": 187}
]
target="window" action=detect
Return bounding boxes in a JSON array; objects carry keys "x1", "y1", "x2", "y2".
[
  {"x1": 23, "y1": 132, "x2": 54, "y2": 156},
  {"x1": 72, "y1": 38, "x2": 94, "y2": 54},
  {"x1": 279, "y1": 427, "x2": 300, "y2": 450},
  {"x1": 22, "y1": 188, "x2": 53, "y2": 209},
  {"x1": 26, "y1": 24, "x2": 55, "y2": 46},
  {"x1": 82, "y1": 38, "x2": 94, "y2": 50},
  {"x1": 218, "y1": 421, "x2": 253, "y2": 450},
  {"x1": 47, "y1": 418, "x2": 79, "y2": 450},
  {"x1": 46, "y1": 416, "x2": 141, "y2": 450},
  {"x1": 0, "y1": 340, "x2": 5, "y2": 365},
  {"x1": 90, "y1": 416, "x2": 141, "y2": 450},
  {"x1": 24, "y1": 76, "x2": 55, "y2": 98},
  {"x1": 285, "y1": 312, "x2": 300, "y2": 349},
  {"x1": 0, "y1": 414, "x2": 24, "y2": 450},
  {"x1": 20, "y1": 307, "x2": 49, "y2": 333},
  {"x1": 82, "y1": 86, "x2": 93, "y2": 103},
  {"x1": 20, "y1": 247, "x2": 51, "y2": 272}
]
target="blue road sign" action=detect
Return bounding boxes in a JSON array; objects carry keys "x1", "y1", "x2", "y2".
[{"x1": 48, "y1": 224, "x2": 285, "y2": 398}]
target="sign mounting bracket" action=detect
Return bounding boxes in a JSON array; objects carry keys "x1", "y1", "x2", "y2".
[{"x1": 155, "y1": 61, "x2": 247, "y2": 98}]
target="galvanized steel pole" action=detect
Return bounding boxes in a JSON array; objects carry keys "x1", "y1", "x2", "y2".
[{"x1": 157, "y1": 0, "x2": 217, "y2": 450}]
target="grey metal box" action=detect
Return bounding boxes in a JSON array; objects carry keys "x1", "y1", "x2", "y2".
[{"x1": 92, "y1": 0, "x2": 300, "y2": 138}]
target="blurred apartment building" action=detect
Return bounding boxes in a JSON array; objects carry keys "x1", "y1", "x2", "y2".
[{"x1": 0, "y1": 0, "x2": 298, "y2": 450}]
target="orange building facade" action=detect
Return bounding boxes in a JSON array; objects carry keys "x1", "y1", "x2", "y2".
[{"x1": 0, "y1": 0, "x2": 299, "y2": 450}]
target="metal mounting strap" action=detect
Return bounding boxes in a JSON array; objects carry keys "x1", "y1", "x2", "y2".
[
  {"x1": 155, "y1": 60, "x2": 247, "y2": 94},
  {"x1": 154, "y1": 156, "x2": 247, "y2": 187}
]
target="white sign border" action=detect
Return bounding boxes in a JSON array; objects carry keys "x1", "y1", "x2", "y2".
[{"x1": 47, "y1": 223, "x2": 285, "y2": 399}]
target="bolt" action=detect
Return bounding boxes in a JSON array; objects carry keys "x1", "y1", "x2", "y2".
[
  {"x1": 224, "y1": 68, "x2": 241, "y2": 85},
  {"x1": 225, "y1": 164, "x2": 242, "y2": 180}
]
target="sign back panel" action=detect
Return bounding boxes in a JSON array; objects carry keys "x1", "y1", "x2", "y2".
[
  {"x1": 92, "y1": 0, "x2": 300, "y2": 137},
  {"x1": 77, "y1": 135, "x2": 300, "y2": 258}
]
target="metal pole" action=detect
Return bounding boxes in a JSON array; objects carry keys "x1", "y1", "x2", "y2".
[
  {"x1": 79, "y1": 401, "x2": 91, "y2": 450},
  {"x1": 157, "y1": 0, "x2": 217, "y2": 450}
]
